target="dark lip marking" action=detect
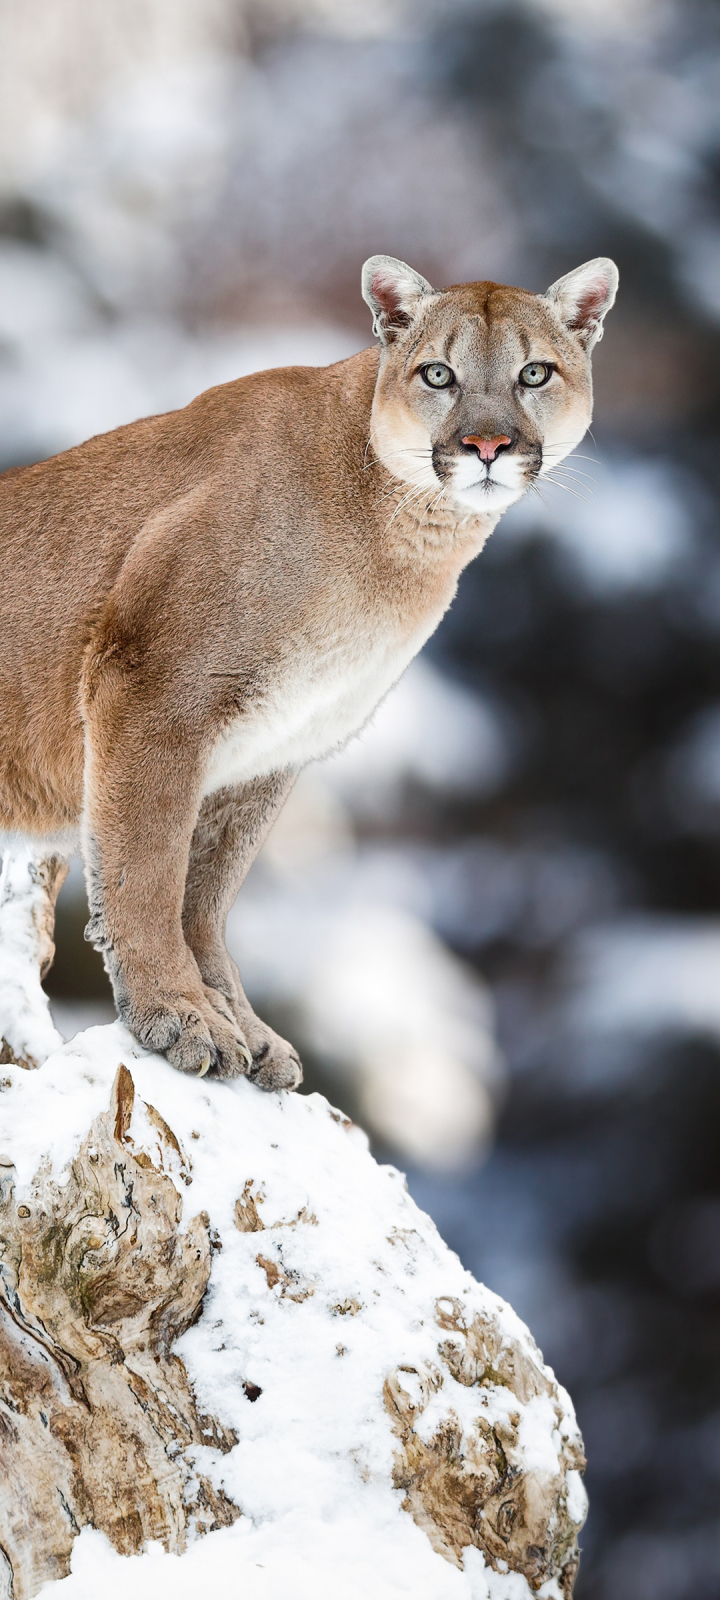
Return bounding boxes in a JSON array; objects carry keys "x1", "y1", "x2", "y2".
[{"x1": 432, "y1": 443, "x2": 452, "y2": 481}]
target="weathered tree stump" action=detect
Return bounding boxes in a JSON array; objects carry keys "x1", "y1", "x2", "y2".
[
  {"x1": 0, "y1": 1024, "x2": 587, "y2": 1598},
  {"x1": 0, "y1": 1064, "x2": 237, "y2": 1599}
]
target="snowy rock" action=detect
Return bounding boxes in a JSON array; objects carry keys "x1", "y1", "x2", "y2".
[
  {"x1": 0, "y1": 1024, "x2": 586, "y2": 1600},
  {"x1": 0, "y1": 847, "x2": 67, "y2": 1070}
]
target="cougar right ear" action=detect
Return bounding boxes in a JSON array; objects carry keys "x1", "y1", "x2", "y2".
[
  {"x1": 361, "y1": 255, "x2": 434, "y2": 344},
  {"x1": 545, "y1": 257, "x2": 619, "y2": 349}
]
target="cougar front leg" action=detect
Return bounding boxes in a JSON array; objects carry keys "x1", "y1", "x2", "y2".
[
  {"x1": 82, "y1": 685, "x2": 253, "y2": 1081},
  {"x1": 182, "y1": 773, "x2": 302, "y2": 1090},
  {"x1": 0, "y1": 846, "x2": 69, "y2": 1069}
]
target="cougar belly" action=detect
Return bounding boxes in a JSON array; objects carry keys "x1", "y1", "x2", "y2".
[{"x1": 202, "y1": 626, "x2": 431, "y2": 795}]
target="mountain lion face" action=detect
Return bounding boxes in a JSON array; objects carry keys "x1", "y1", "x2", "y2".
[{"x1": 362, "y1": 254, "x2": 618, "y2": 517}]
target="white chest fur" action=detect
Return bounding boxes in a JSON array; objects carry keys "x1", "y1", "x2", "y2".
[{"x1": 202, "y1": 622, "x2": 439, "y2": 796}]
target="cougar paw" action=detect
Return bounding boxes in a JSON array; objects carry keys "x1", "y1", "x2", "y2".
[
  {"x1": 202, "y1": 983, "x2": 240, "y2": 1029},
  {"x1": 197, "y1": 979, "x2": 300, "y2": 1089},
  {"x1": 124, "y1": 993, "x2": 252, "y2": 1080},
  {"x1": 244, "y1": 1025, "x2": 303, "y2": 1092},
  {"x1": 166, "y1": 1012, "x2": 215, "y2": 1077}
]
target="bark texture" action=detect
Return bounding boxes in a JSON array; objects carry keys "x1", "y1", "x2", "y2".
[
  {"x1": 385, "y1": 1299, "x2": 585, "y2": 1593},
  {"x1": 0, "y1": 1065, "x2": 238, "y2": 1600}
]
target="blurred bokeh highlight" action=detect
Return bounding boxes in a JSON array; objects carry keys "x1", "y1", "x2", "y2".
[{"x1": 3, "y1": 0, "x2": 720, "y2": 1593}]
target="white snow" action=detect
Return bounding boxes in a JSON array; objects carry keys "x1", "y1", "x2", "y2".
[
  {"x1": 33, "y1": 1524, "x2": 551, "y2": 1600},
  {"x1": 0, "y1": 1020, "x2": 583, "y2": 1600},
  {"x1": 0, "y1": 846, "x2": 64, "y2": 1069},
  {"x1": 565, "y1": 1469, "x2": 590, "y2": 1530}
]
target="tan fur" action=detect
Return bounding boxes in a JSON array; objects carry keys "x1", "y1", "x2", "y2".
[{"x1": 0, "y1": 256, "x2": 616, "y2": 1085}]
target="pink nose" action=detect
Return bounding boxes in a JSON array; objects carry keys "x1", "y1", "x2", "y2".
[{"x1": 462, "y1": 434, "x2": 512, "y2": 463}]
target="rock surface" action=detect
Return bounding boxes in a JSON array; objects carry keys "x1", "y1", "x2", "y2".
[{"x1": 0, "y1": 1023, "x2": 587, "y2": 1599}]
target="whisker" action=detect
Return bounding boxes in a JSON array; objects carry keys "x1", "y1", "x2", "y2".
[
  {"x1": 362, "y1": 448, "x2": 432, "y2": 474},
  {"x1": 370, "y1": 447, "x2": 432, "y2": 462},
  {"x1": 425, "y1": 485, "x2": 447, "y2": 520},
  {"x1": 385, "y1": 483, "x2": 433, "y2": 530},
  {"x1": 361, "y1": 443, "x2": 433, "y2": 474},
  {"x1": 376, "y1": 475, "x2": 433, "y2": 507},
  {"x1": 542, "y1": 443, "x2": 599, "y2": 460},
  {"x1": 548, "y1": 463, "x2": 596, "y2": 485},
  {"x1": 375, "y1": 455, "x2": 441, "y2": 504},
  {"x1": 544, "y1": 469, "x2": 592, "y2": 492},
  {"x1": 375, "y1": 447, "x2": 432, "y2": 459},
  {"x1": 542, "y1": 448, "x2": 599, "y2": 467},
  {"x1": 385, "y1": 473, "x2": 448, "y2": 531},
  {"x1": 547, "y1": 467, "x2": 592, "y2": 483},
  {"x1": 547, "y1": 431, "x2": 599, "y2": 455},
  {"x1": 386, "y1": 498, "x2": 425, "y2": 533},
  {"x1": 545, "y1": 468, "x2": 595, "y2": 483},
  {"x1": 551, "y1": 478, "x2": 595, "y2": 500},
  {"x1": 543, "y1": 476, "x2": 593, "y2": 504},
  {"x1": 531, "y1": 482, "x2": 551, "y2": 512},
  {"x1": 548, "y1": 465, "x2": 597, "y2": 485},
  {"x1": 375, "y1": 469, "x2": 424, "y2": 500}
]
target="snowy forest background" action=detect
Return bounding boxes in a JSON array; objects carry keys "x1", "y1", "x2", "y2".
[{"x1": 2, "y1": 0, "x2": 720, "y2": 1593}]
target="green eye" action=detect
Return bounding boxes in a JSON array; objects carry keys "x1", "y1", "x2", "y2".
[
  {"x1": 519, "y1": 361, "x2": 552, "y2": 388},
  {"x1": 422, "y1": 362, "x2": 454, "y2": 389}
]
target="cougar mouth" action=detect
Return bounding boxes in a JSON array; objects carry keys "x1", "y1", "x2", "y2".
[{"x1": 432, "y1": 440, "x2": 540, "y2": 514}]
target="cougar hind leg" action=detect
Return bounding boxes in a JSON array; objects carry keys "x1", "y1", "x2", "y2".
[{"x1": 0, "y1": 845, "x2": 69, "y2": 1069}]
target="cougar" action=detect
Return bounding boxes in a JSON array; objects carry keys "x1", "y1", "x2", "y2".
[{"x1": 0, "y1": 254, "x2": 617, "y2": 1086}]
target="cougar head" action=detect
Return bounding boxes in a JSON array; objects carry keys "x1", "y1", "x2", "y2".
[{"x1": 362, "y1": 254, "x2": 618, "y2": 516}]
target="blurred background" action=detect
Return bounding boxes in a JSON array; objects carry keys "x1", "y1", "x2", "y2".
[{"x1": 2, "y1": 0, "x2": 720, "y2": 1591}]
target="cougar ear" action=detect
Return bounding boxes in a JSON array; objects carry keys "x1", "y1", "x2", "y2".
[
  {"x1": 361, "y1": 255, "x2": 434, "y2": 344},
  {"x1": 545, "y1": 257, "x2": 619, "y2": 349}
]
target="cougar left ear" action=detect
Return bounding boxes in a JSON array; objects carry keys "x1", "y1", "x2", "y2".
[
  {"x1": 361, "y1": 255, "x2": 434, "y2": 344},
  {"x1": 545, "y1": 257, "x2": 619, "y2": 349}
]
